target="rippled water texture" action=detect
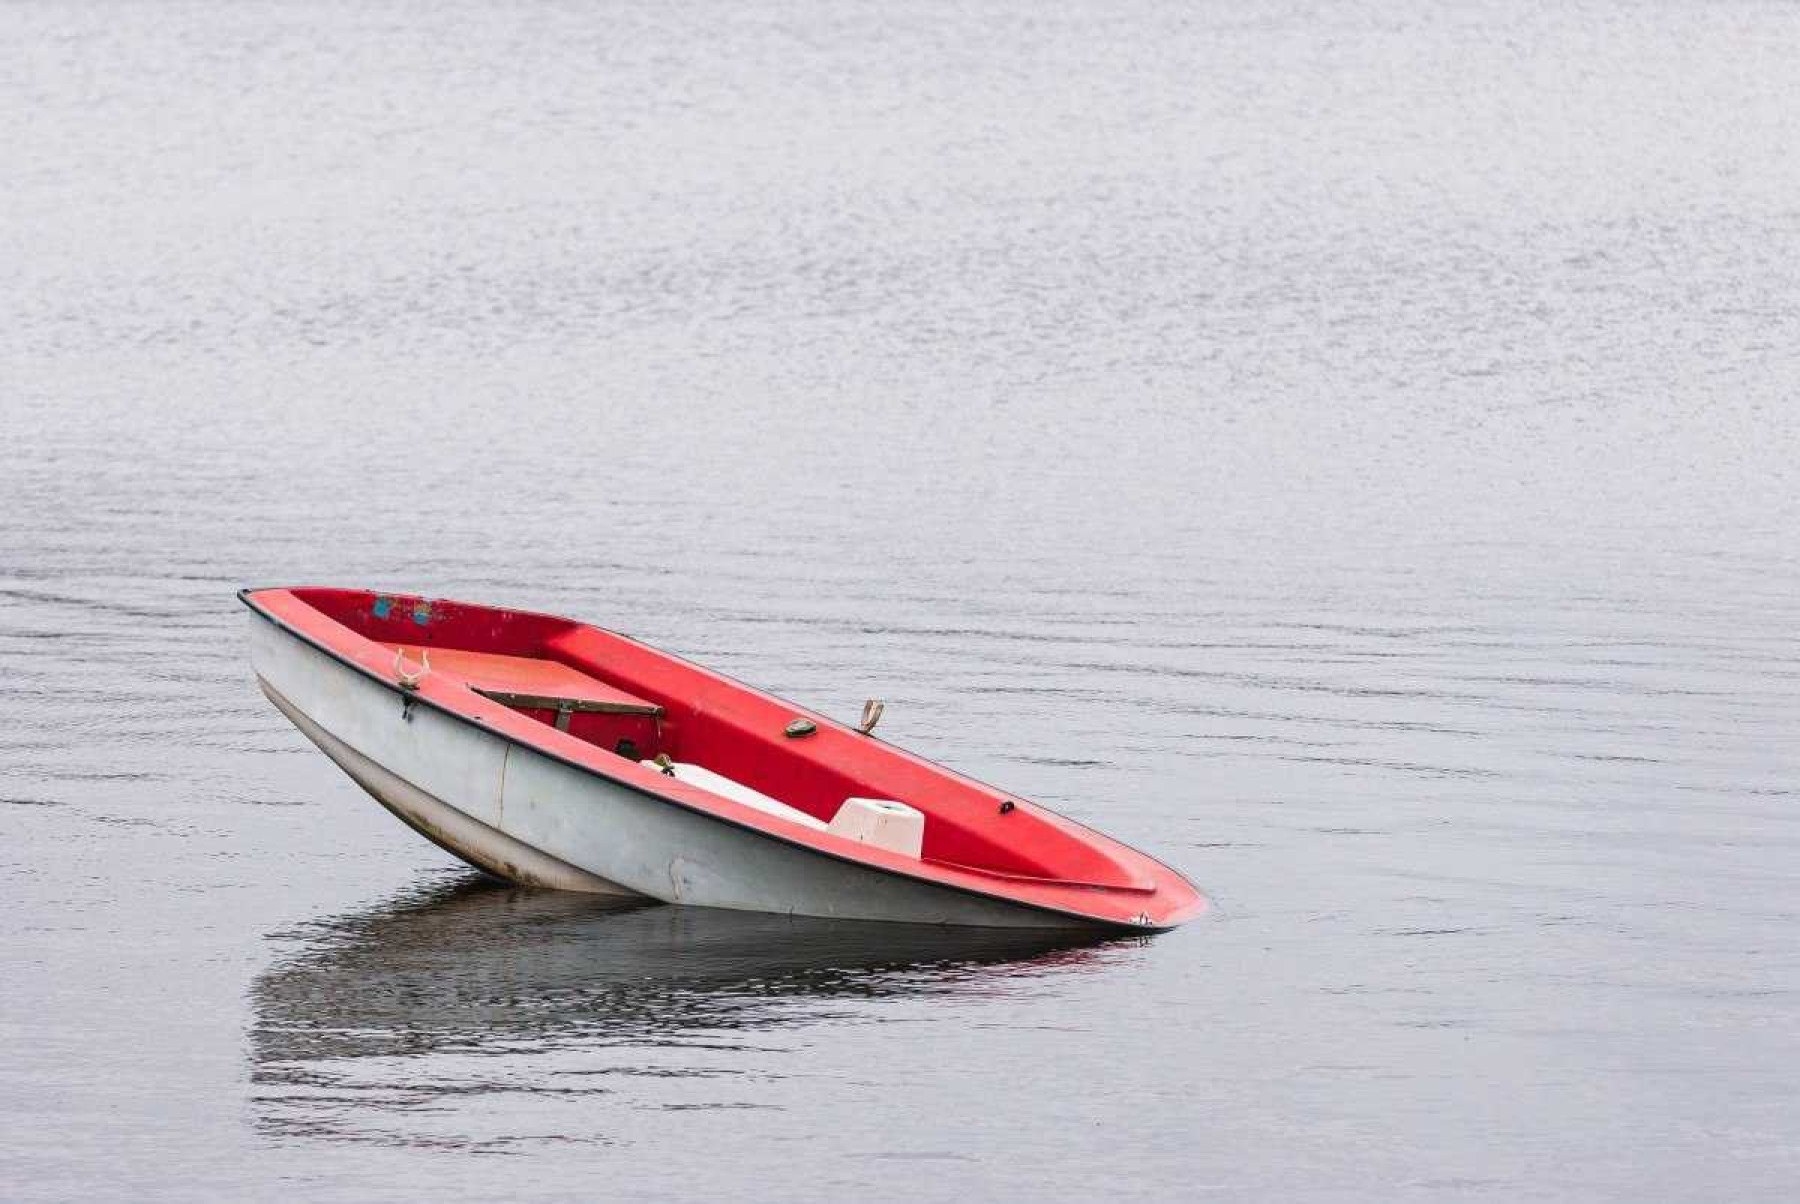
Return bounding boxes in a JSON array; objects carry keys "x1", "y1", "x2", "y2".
[{"x1": 3, "y1": 1, "x2": 1798, "y2": 1199}]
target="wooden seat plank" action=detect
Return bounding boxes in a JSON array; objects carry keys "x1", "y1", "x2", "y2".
[{"x1": 384, "y1": 643, "x2": 663, "y2": 716}]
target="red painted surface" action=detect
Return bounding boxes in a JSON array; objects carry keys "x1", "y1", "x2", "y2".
[{"x1": 244, "y1": 587, "x2": 1206, "y2": 929}]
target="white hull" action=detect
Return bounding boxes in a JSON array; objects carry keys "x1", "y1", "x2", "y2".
[{"x1": 251, "y1": 616, "x2": 1094, "y2": 928}]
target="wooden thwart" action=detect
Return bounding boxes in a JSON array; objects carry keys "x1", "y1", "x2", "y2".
[
  {"x1": 383, "y1": 642, "x2": 663, "y2": 729},
  {"x1": 472, "y1": 688, "x2": 662, "y2": 731}
]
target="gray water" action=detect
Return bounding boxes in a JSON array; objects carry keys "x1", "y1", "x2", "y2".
[{"x1": 3, "y1": 1, "x2": 1798, "y2": 1199}]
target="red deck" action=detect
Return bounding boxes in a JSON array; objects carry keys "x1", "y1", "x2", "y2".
[{"x1": 244, "y1": 587, "x2": 1205, "y2": 929}]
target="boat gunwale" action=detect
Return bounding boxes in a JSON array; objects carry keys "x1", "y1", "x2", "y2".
[{"x1": 240, "y1": 586, "x2": 1206, "y2": 931}]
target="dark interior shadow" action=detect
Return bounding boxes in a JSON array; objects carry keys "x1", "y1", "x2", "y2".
[{"x1": 248, "y1": 873, "x2": 1128, "y2": 1146}]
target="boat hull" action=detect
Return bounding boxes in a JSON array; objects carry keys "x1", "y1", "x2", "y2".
[{"x1": 251, "y1": 614, "x2": 1121, "y2": 929}]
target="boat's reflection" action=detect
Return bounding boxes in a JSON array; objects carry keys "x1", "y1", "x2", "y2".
[{"x1": 249, "y1": 874, "x2": 1126, "y2": 1148}]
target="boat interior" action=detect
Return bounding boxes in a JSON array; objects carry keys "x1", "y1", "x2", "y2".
[{"x1": 277, "y1": 588, "x2": 1149, "y2": 890}]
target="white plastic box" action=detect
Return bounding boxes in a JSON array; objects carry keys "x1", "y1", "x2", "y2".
[{"x1": 826, "y1": 797, "x2": 925, "y2": 859}]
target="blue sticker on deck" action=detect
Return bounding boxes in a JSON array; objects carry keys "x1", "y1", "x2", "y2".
[
  {"x1": 412, "y1": 601, "x2": 432, "y2": 626},
  {"x1": 372, "y1": 596, "x2": 393, "y2": 619}
]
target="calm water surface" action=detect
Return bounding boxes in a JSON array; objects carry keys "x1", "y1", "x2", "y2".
[{"x1": 3, "y1": 1, "x2": 1798, "y2": 1199}]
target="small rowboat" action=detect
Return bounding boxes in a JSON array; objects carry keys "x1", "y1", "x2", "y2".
[{"x1": 242, "y1": 587, "x2": 1204, "y2": 931}]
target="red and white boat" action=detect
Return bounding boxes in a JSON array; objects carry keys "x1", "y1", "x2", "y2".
[{"x1": 242, "y1": 587, "x2": 1204, "y2": 931}]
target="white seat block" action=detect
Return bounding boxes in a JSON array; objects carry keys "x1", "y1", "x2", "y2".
[
  {"x1": 643, "y1": 761, "x2": 826, "y2": 830},
  {"x1": 827, "y1": 797, "x2": 924, "y2": 859}
]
